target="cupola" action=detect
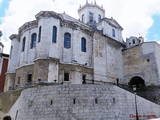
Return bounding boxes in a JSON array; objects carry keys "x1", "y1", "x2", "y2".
[{"x1": 78, "y1": 0, "x2": 105, "y2": 25}]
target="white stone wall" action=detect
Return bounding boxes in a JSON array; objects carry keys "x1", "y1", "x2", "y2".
[
  {"x1": 154, "y1": 43, "x2": 160, "y2": 85},
  {"x1": 8, "y1": 38, "x2": 19, "y2": 73},
  {"x1": 19, "y1": 27, "x2": 37, "y2": 66},
  {"x1": 97, "y1": 20, "x2": 123, "y2": 43},
  {"x1": 48, "y1": 61, "x2": 59, "y2": 83},
  {"x1": 8, "y1": 84, "x2": 160, "y2": 120},
  {"x1": 93, "y1": 32, "x2": 124, "y2": 83}
]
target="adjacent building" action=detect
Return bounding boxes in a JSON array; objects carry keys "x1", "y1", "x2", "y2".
[{"x1": 0, "y1": 33, "x2": 9, "y2": 92}]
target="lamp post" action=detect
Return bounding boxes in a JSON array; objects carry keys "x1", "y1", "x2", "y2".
[{"x1": 133, "y1": 85, "x2": 139, "y2": 120}]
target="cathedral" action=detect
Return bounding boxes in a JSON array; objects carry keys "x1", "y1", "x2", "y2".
[
  {"x1": 5, "y1": 1, "x2": 160, "y2": 91},
  {"x1": 1, "y1": 1, "x2": 160, "y2": 120}
]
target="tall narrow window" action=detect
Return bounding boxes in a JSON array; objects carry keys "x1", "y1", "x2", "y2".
[
  {"x1": 82, "y1": 14, "x2": 84, "y2": 22},
  {"x1": 112, "y1": 29, "x2": 115, "y2": 37},
  {"x1": 64, "y1": 72, "x2": 69, "y2": 81},
  {"x1": 98, "y1": 14, "x2": 101, "y2": 22},
  {"x1": 52, "y1": 26, "x2": 57, "y2": 43},
  {"x1": 22, "y1": 37, "x2": 26, "y2": 52},
  {"x1": 133, "y1": 39, "x2": 135, "y2": 44},
  {"x1": 31, "y1": 33, "x2": 37, "y2": 49},
  {"x1": 81, "y1": 37, "x2": 86, "y2": 52},
  {"x1": 38, "y1": 26, "x2": 41, "y2": 43},
  {"x1": 64, "y1": 33, "x2": 71, "y2": 49},
  {"x1": 27, "y1": 74, "x2": 32, "y2": 83},
  {"x1": 89, "y1": 12, "x2": 93, "y2": 23},
  {"x1": 10, "y1": 46, "x2": 13, "y2": 59},
  {"x1": 82, "y1": 74, "x2": 86, "y2": 84}
]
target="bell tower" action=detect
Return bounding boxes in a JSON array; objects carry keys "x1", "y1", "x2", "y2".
[{"x1": 78, "y1": 0, "x2": 105, "y2": 26}]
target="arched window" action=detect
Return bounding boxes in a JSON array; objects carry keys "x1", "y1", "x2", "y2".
[
  {"x1": 112, "y1": 29, "x2": 115, "y2": 37},
  {"x1": 98, "y1": 14, "x2": 101, "y2": 22},
  {"x1": 31, "y1": 33, "x2": 37, "y2": 49},
  {"x1": 82, "y1": 14, "x2": 84, "y2": 22},
  {"x1": 38, "y1": 26, "x2": 41, "y2": 43},
  {"x1": 22, "y1": 37, "x2": 26, "y2": 52},
  {"x1": 64, "y1": 33, "x2": 71, "y2": 48},
  {"x1": 81, "y1": 37, "x2": 86, "y2": 52},
  {"x1": 52, "y1": 26, "x2": 57, "y2": 43}
]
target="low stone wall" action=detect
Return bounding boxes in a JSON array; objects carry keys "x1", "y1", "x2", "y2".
[
  {"x1": 6, "y1": 84, "x2": 160, "y2": 120},
  {"x1": 138, "y1": 86, "x2": 160, "y2": 105}
]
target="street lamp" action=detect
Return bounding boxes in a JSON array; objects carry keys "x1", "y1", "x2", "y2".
[{"x1": 133, "y1": 85, "x2": 139, "y2": 120}]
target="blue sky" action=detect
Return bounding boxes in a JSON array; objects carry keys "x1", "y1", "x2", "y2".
[
  {"x1": 1, "y1": 0, "x2": 160, "y2": 53},
  {"x1": 0, "y1": 0, "x2": 10, "y2": 24},
  {"x1": 147, "y1": 15, "x2": 160, "y2": 41}
]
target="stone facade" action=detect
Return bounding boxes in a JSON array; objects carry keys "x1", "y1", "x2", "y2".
[
  {"x1": 6, "y1": 2, "x2": 125, "y2": 91},
  {"x1": 123, "y1": 42, "x2": 160, "y2": 85},
  {"x1": 2, "y1": 1, "x2": 160, "y2": 119},
  {"x1": 5, "y1": 2, "x2": 160, "y2": 91}
]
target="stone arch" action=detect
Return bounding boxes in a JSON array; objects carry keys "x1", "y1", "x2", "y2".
[{"x1": 128, "y1": 76, "x2": 145, "y2": 88}]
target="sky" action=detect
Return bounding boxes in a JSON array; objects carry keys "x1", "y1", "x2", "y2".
[{"x1": 1, "y1": 0, "x2": 160, "y2": 54}]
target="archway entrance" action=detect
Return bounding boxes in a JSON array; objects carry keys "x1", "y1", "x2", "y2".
[{"x1": 128, "y1": 76, "x2": 145, "y2": 89}]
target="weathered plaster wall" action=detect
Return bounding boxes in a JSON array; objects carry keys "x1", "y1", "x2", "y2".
[
  {"x1": 33, "y1": 59, "x2": 49, "y2": 82},
  {"x1": 4, "y1": 73, "x2": 15, "y2": 91},
  {"x1": 8, "y1": 38, "x2": 19, "y2": 73},
  {"x1": 59, "y1": 63, "x2": 93, "y2": 84},
  {"x1": 7, "y1": 84, "x2": 160, "y2": 120},
  {"x1": 19, "y1": 27, "x2": 37, "y2": 67},
  {"x1": 93, "y1": 32, "x2": 124, "y2": 83},
  {"x1": 15, "y1": 65, "x2": 34, "y2": 87},
  {"x1": 123, "y1": 43, "x2": 159, "y2": 85},
  {"x1": 155, "y1": 43, "x2": 160, "y2": 85}
]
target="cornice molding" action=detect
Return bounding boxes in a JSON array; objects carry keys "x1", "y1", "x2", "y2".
[{"x1": 18, "y1": 20, "x2": 38, "y2": 35}]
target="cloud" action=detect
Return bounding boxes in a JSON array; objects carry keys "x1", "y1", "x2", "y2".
[{"x1": 1, "y1": 0, "x2": 160, "y2": 54}]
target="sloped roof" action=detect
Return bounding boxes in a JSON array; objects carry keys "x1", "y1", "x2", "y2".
[{"x1": 102, "y1": 17, "x2": 123, "y2": 30}]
